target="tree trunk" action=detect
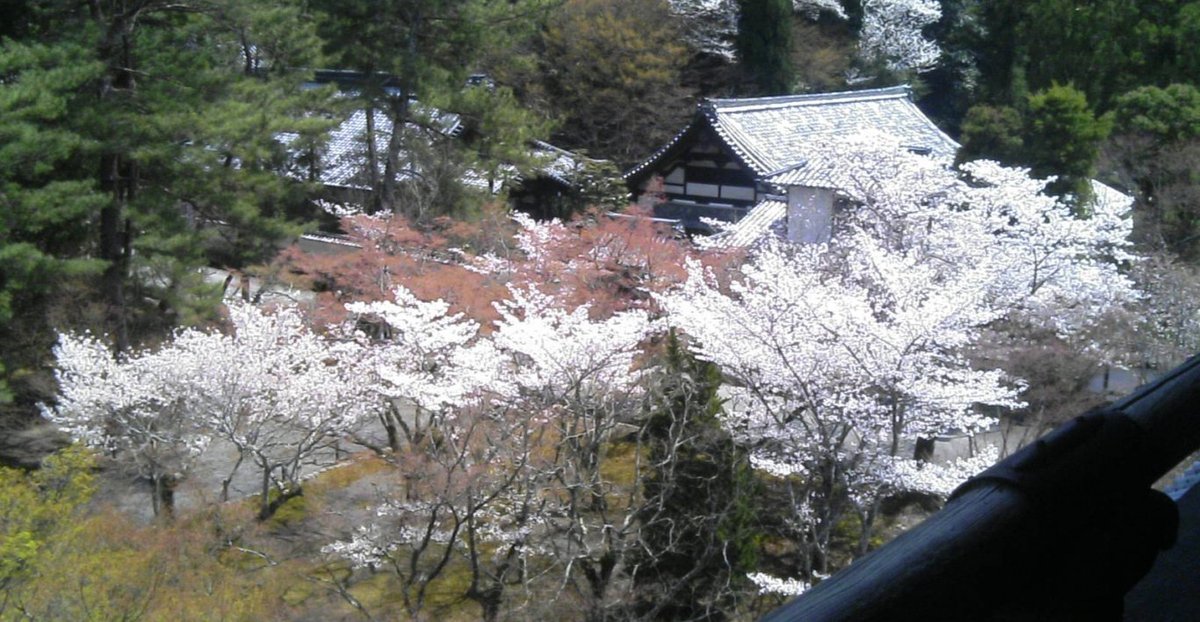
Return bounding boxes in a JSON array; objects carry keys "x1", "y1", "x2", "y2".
[
  {"x1": 259, "y1": 464, "x2": 273, "y2": 519},
  {"x1": 98, "y1": 198, "x2": 131, "y2": 354},
  {"x1": 857, "y1": 500, "x2": 880, "y2": 556},
  {"x1": 96, "y1": 14, "x2": 139, "y2": 355},
  {"x1": 221, "y1": 451, "x2": 245, "y2": 503},
  {"x1": 581, "y1": 553, "x2": 616, "y2": 622},
  {"x1": 381, "y1": 95, "x2": 410, "y2": 215},
  {"x1": 366, "y1": 105, "x2": 382, "y2": 213},
  {"x1": 259, "y1": 485, "x2": 302, "y2": 521},
  {"x1": 468, "y1": 586, "x2": 503, "y2": 622},
  {"x1": 150, "y1": 474, "x2": 176, "y2": 519},
  {"x1": 380, "y1": 407, "x2": 401, "y2": 453}
]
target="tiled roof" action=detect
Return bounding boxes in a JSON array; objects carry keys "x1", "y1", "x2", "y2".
[
  {"x1": 703, "y1": 86, "x2": 959, "y2": 175},
  {"x1": 1091, "y1": 179, "x2": 1132, "y2": 211},
  {"x1": 317, "y1": 108, "x2": 385, "y2": 188},
  {"x1": 763, "y1": 160, "x2": 843, "y2": 190},
  {"x1": 625, "y1": 86, "x2": 958, "y2": 188},
  {"x1": 459, "y1": 141, "x2": 596, "y2": 191},
  {"x1": 529, "y1": 140, "x2": 590, "y2": 186},
  {"x1": 288, "y1": 105, "x2": 586, "y2": 196},
  {"x1": 314, "y1": 105, "x2": 463, "y2": 189},
  {"x1": 623, "y1": 122, "x2": 701, "y2": 181},
  {"x1": 700, "y1": 199, "x2": 787, "y2": 249}
]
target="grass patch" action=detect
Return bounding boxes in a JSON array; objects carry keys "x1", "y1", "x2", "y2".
[
  {"x1": 600, "y1": 439, "x2": 645, "y2": 510},
  {"x1": 306, "y1": 453, "x2": 395, "y2": 495},
  {"x1": 346, "y1": 571, "x2": 407, "y2": 610},
  {"x1": 600, "y1": 439, "x2": 642, "y2": 488},
  {"x1": 341, "y1": 559, "x2": 479, "y2": 621},
  {"x1": 268, "y1": 493, "x2": 309, "y2": 529}
]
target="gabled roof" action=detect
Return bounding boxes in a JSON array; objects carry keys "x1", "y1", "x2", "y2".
[
  {"x1": 627, "y1": 85, "x2": 959, "y2": 184},
  {"x1": 763, "y1": 160, "x2": 841, "y2": 190},
  {"x1": 624, "y1": 120, "x2": 706, "y2": 183},
  {"x1": 704, "y1": 86, "x2": 959, "y2": 174}
]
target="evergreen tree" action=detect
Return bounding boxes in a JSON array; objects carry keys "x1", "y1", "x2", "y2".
[
  {"x1": 308, "y1": 0, "x2": 553, "y2": 218},
  {"x1": 1114, "y1": 84, "x2": 1200, "y2": 142},
  {"x1": 955, "y1": 104, "x2": 1024, "y2": 165},
  {"x1": 737, "y1": 0, "x2": 795, "y2": 95},
  {"x1": 634, "y1": 330, "x2": 759, "y2": 621},
  {"x1": 452, "y1": 84, "x2": 555, "y2": 195},
  {"x1": 1024, "y1": 84, "x2": 1111, "y2": 208},
  {"x1": 0, "y1": 36, "x2": 107, "y2": 414},
  {"x1": 959, "y1": 1, "x2": 1198, "y2": 113},
  {"x1": 919, "y1": 0, "x2": 981, "y2": 132},
  {"x1": 1, "y1": 1, "x2": 335, "y2": 428},
  {"x1": 1107, "y1": 84, "x2": 1200, "y2": 258},
  {"x1": 1018, "y1": 0, "x2": 1181, "y2": 111}
]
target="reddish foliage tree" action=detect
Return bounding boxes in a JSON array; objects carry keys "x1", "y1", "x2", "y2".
[
  {"x1": 275, "y1": 204, "x2": 737, "y2": 327},
  {"x1": 273, "y1": 210, "x2": 512, "y2": 328}
]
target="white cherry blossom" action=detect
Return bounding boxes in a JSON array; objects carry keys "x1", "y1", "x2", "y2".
[{"x1": 656, "y1": 135, "x2": 1136, "y2": 575}]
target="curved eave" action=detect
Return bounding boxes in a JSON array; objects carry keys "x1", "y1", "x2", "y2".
[
  {"x1": 623, "y1": 116, "x2": 703, "y2": 184},
  {"x1": 705, "y1": 106, "x2": 778, "y2": 175},
  {"x1": 895, "y1": 97, "x2": 961, "y2": 157}
]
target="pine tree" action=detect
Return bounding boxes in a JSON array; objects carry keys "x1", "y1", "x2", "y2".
[
  {"x1": 1, "y1": 1, "x2": 335, "y2": 430},
  {"x1": 106, "y1": 2, "x2": 337, "y2": 347},
  {"x1": 0, "y1": 36, "x2": 108, "y2": 415},
  {"x1": 308, "y1": 0, "x2": 553, "y2": 217}
]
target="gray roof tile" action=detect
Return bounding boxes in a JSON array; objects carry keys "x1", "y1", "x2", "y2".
[
  {"x1": 315, "y1": 105, "x2": 463, "y2": 189},
  {"x1": 704, "y1": 86, "x2": 959, "y2": 175},
  {"x1": 626, "y1": 86, "x2": 959, "y2": 189},
  {"x1": 702, "y1": 199, "x2": 787, "y2": 249}
]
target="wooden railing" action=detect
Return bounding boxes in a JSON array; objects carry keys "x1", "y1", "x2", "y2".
[{"x1": 762, "y1": 354, "x2": 1200, "y2": 621}]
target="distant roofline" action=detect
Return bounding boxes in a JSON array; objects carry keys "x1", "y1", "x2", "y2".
[
  {"x1": 623, "y1": 118, "x2": 707, "y2": 182},
  {"x1": 763, "y1": 159, "x2": 811, "y2": 178},
  {"x1": 704, "y1": 85, "x2": 912, "y2": 113},
  {"x1": 623, "y1": 83, "x2": 948, "y2": 186}
]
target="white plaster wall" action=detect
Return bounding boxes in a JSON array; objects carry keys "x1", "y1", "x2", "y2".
[{"x1": 787, "y1": 186, "x2": 834, "y2": 244}]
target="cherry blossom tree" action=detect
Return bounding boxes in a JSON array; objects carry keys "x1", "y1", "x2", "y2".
[
  {"x1": 669, "y1": 0, "x2": 740, "y2": 59},
  {"x1": 490, "y1": 285, "x2": 657, "y2": 617},
  {"x1": 857, "y1": 0, "x2": 942, "y2": 74},
  {"x1": 45, "y1": 303, "x2": 374, "y2": 519},
  {"x1": 322, "y1": 394, "x2": 549, "y2": 622},
  {"x1": 657, "y1": 136, "x2": 1136, "y2": 580},
  {"x1": 325, "y1": 283, "x2": 658, "y2": 620},
  {"x1": 188, "y1": 303, "x2": 374, "y2": 518},
  {"x1": 670, "y1": 0, "x2": 941, "y2": 77},
  {"x1": 43, "y1": 333, "x2": 211, "y2": 518},
  {"x1": 344, "y1": 286, "x2": 510, "y2": 452},
  {"x1": 326, "y1": 285, "x2": 528, "y2": 620}
]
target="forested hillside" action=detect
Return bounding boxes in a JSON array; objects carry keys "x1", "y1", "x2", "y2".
[{"x1": 2, "y1": 0, "x2": 1200, "y2": 619}]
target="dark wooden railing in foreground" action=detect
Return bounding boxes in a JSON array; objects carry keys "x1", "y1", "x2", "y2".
[{"x1": 762, "y1": 354, "x2": 1200, "y2": 621}]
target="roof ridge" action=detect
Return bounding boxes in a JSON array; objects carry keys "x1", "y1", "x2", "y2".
[
  {"x1": 705, "y1": 85, "x2": 912, "y2": 112},
  {"x1": 764, "y1": 159, "x2": 811, "y2": 177}
]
